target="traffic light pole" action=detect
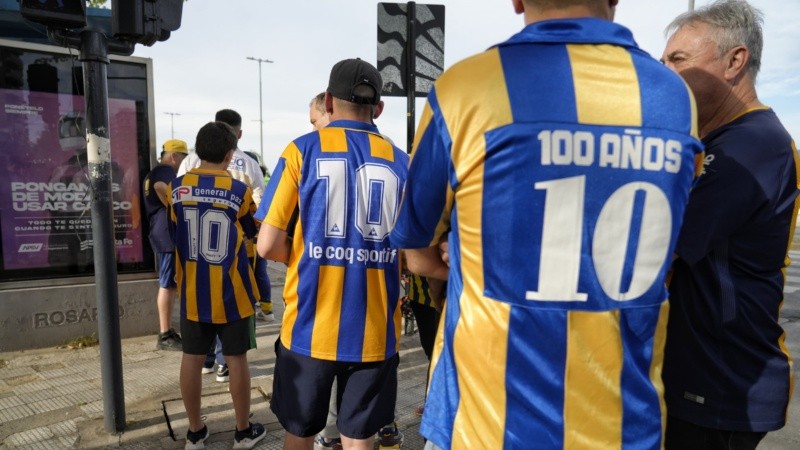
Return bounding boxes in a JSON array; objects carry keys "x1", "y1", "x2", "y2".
[
  {"x1": 405, "y1": 1, "x2": 416, "y2": 154},
  {"x1": 49, "y1": 27, "x2": 129, "y2": 434},
  {"x1": 81, "y1": 29, "x2": 126, "y2": 434}
]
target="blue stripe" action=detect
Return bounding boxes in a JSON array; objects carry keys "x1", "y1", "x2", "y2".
[
  {"x1": 620, "y1": 189, "x2": 647, "y2": 294},
  {"x1": 619, "y1": 307, "x2": 663, "y2": 449},
  {"x1": 292, "y1": 258, "x2": 319, "y2": 352},
  {"x1": 337, "y1": 269, "x2": 367, "y2": 360},
  {"x1": 385, "y1": 270, "x2": 400, "y2": 359},
  {"x1": 499, "y1": 44, "x2": 576, "y2": 123},
  {"x1": 631, "y1": 51, "x2": 693, "y2": 134},
  {"x1": 504, "y1": 308, "x2": 567, "y2": 449},
  {"x1": 257, "y1": 157, "x2": 286, "y2": 221},
  {"x1": 420, "y1": 214, "x2": 463, "y2": 448}
]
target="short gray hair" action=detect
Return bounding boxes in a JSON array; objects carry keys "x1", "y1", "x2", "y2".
[
  {"x1": 666, "y1": 0, "x2": 764, "y2": 80},
  {"x1": 309, "y1": 92, "x2": 326, "y2": 112}
]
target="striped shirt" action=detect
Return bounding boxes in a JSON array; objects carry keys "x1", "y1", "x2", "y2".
[
  {"x1": 168, "y1": 168, "x2": 259, "y2": 323},
  {"x1": 391, "y1": 18, "x2": 703, "y2": 449},
  {"x1": 257, "y1": 120, "x2": 409, "y2": 362}
]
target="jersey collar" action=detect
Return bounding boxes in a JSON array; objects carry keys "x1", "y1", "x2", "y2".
[
  {"x1": 499, "y1": 18, "x2": 638, "y2": 49},
  {"x1": 327, "y1": 120, "x2": 380, "y2": 134}
]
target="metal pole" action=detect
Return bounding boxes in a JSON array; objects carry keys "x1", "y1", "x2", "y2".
[
  {"x1": 246, "y1": 57, "x2": 273, "y2": 161},
  {"x1": 406, "y1": 1, "x2": 416, "y2": 154},
  {"x1": 164, "y1": 112, "x2": 180, "y2": 139},
  {"x1": 689, "y1": 0, "x2": 695, "y2": 11},
  {"x1": 80, "y1": 29, "x2": 126, "y2": 433}
]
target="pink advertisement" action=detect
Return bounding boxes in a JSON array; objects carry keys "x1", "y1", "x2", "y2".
[{"x1": 0, "y1": 88, "x2": 143, "y2": 271}]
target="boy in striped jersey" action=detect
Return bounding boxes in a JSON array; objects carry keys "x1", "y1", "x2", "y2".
[{"x1": 168, "y1": 121, "x2": 265, "y2": 449}]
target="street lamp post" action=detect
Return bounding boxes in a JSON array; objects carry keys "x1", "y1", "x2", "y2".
[
  {"x1": 164, "y1": 111, "x2": 180, "y2": 139},
  {"x1": 246, "y1": 56, "x2": 274, "y2": 161},
  {"x1": 689, "y1": 0, "x2": 695, "y2": 11}
]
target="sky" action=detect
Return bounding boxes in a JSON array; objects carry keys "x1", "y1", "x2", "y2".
[{"x1": 131, "y1": 0, "x2": 800, "y2": 173}]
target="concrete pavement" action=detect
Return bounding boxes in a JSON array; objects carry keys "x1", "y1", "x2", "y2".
[{"x1": 1, "y1": 261, "x2": 799, "y2": 449}]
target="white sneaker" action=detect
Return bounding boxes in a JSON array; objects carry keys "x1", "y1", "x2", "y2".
[{"x1": 255, "y1": 309, "x2": 275, "y2": 323}]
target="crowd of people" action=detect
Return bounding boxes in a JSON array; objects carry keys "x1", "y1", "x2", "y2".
[{"x1": 141, "y1": 1, "x2": 797, "y2": 449}]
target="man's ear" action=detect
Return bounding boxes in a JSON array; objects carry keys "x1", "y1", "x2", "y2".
[
  {"x1": 512, "y1": 0, "x2": 524, "y2": 15},
  {"x1": 325, "y1": 92, "x2": 334, "y2": 114},
  {"x1": 223, "y1": 149, "x2": 234, "y2": 165},
  {"x1": 725, "y1": 45, "x2": 749, "y2": 81},
  {"x1": 373, "y1": 100, "x2": 385, "y2": 120}
]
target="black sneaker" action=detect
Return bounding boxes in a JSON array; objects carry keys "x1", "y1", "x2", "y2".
[
  {"x1": 233, "y1": 422, "x2": 266, "y2": 449},
  {"x1": 378, "y1": 423, "x2": 404, "y2": 449},
  {"x1": 157, "y1": 329, "x2": 183, "y2": 351},
  {"x1": 215, "y1": 364, "x2": 229, "y2": 382},
  {"x1": 185, "y1": 424, "x2": 209, "y2": 449}
]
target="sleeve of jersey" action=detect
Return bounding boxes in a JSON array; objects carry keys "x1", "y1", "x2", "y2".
[
  {"x1": 392, "y1": 97, "x2": 452, "y2": 249},
  {"x1": 246, "y1": 160, "x2": 266, "y2": 206},
  {"x1": 238, "y1": 187, "x2": 258, "y2": 239},
  {"x1": 256, "y1": 142, "x2": 301, "y2": 230},
  {"x1": 166, "y1": 181, "x2": 177, "y2": 242},
  {"x1": 675, "y1": 139, "x2": 763, "y2": 265}
]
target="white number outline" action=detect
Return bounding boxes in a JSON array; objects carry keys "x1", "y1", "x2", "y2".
[
  {"x1": 183, "y1": 207, "x2": 232, "y2": 264},
  {"x1": 525, "y1": 176, "x2": 672, "y2": 303},
  {"x1": 317, "y1": 159, "x2": 401, "y2": 242}
]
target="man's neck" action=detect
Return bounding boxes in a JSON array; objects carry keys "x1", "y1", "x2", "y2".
[
  {"x1": 524, "y1": 5, "x2": 611, "y2": 24},
  {"x1": 197, "y1": 161, "x2": 229, "y2": 171},
  {"x1": 700, "y1": 81, "x2": 763, "y2": 138}
]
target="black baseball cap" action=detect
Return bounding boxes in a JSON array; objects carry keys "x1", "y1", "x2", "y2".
[{"x1": 327, "y1": 58, "x2": 382, "y2": 105}]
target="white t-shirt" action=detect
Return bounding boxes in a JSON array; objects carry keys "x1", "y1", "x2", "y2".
[{"x1": 178, "y1": 147, "x2": 265, "y2": 206}]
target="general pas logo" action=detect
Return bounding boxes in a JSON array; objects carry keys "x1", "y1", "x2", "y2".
[{"x1": 171, "y1": 186, "x2": 192, "y2": 202}]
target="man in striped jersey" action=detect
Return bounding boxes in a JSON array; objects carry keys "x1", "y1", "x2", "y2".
[{"x1": 391, "y1": 0, "x2": 703, "y2": 448}]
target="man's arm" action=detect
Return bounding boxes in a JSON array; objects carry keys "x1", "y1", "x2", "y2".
[
  {"x1": 153, "y1": 180, "x2": 170, "y2": 207},
  {"x1": 405, "y1": 245, "x2": 448, "y2": 281},
  {"x1": 257, "y1": 222, "x2": 291, "y2": 263}
]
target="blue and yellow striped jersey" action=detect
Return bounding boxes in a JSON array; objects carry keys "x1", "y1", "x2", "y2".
[
  {"x1": 391, "y1": 18, "x2": 703, "y2": 449},
  {"x1": 257, "y1": 120, "x2": 409, "y2": 363},
  {"x1": 406, "y1": 273, "x2": 435, "y2": 308},
  {"x1": 168, "y1": 168, "x2": 259, "y2": 324}
]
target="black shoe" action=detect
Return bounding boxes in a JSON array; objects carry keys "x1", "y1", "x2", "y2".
[
  {"x1": 233, "y1": 422, "x2": 266, "y2": 449},
  {"x1": 215, "y1": 364, "x2": 229, "y2": 382},
  {"x1": 185, "y1": 424, "x2": 209, "y2": 449},
  {"x1": 157, "y1": 329, "x2": 183, "y2": 351}
]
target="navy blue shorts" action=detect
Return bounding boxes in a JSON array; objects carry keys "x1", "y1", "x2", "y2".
[
  {"x1": 270, "y1": 340, "x2": 398, "y2": 439},
  {"x1": 156, "y1": 252, "x2": 176, "y2": 289},
  {"x1": 180, "y1": 316, "x2": 255, "y2": 356}
]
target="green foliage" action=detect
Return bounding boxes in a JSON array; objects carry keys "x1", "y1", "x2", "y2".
[{"x1": 87, "y1": 0, "x2": 108, "y2": 8}]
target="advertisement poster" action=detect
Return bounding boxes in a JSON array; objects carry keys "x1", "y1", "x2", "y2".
[{"x1": 0, "y1": 88, "x2": 143, "y2": 271}]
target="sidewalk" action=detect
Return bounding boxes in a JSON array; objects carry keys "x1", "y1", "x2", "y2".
[{"x1": 0, "y1": 267, "x2": 430, "y2": 449}]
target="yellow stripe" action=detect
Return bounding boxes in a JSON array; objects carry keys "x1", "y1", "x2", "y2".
[
  {"x1": 232, "y1": 251, "x2": 256, "y2": 318},
  {"x1": 564, "y1": 310, "x2": 623, "y2": 449},
  {"x1": 214, "y1": 174, "x2": 232, "y2": 189},
  {"x1": 780, "y1": 139, "x2": 799, "y2": 417},
  {"x1": 650, "y1": 302, "x2": 669, "y2": 442},
  {"x1": 727, "y1": 105, "x2": 770, "y2": 125},
  {"x1": 311, "y1": 265, "x2": 344, "y2": 359},
  {"x1": 438, "y1": 48, "x2": 513, "y2": 449},
  {"x1": 209, "y1": 265, "x2": 226, "y2": 323},
  {"x1": 451, "y1": 297, "x2": 511, "y2": 449},
  {"x1": 184, "y1": 260, "x2": 197, "y2": 320},
  {"x1": 363, "y1": 268, "x2": 389, "y2": 361},
  {"x1": 412, "y1": 103, "x2": 434, "y2": 156},
  {"x1": 568, "y1": 44, "x2": 642, "y2": 126},
  {"x1": 369, "y1": 133, "x2": 395, "y2": 162},
  {"x1": 320, "y1": 128, "x2": 348, "y2": 153}
]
